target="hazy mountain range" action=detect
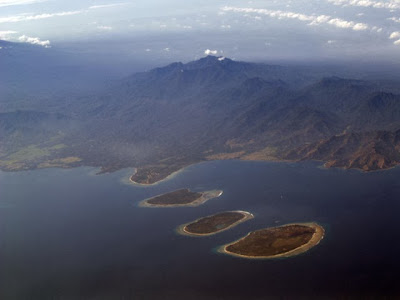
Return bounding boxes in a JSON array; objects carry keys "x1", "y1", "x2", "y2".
[{"x1": 2, "y1": 43, "x2": 400, "y2": 183}]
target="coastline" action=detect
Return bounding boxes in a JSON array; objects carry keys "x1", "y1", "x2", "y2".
[
  {"x1": 138, "y1": 189, "x2": 223, "y2": 208},
  {"x1": 127, "y1": 157, "x2": 400, "y2": 186},
  {"x1": 176, "y1": 210, "x2": 254, "y2": 237},
  {"x1": 128, "y1": 165, "x2": 191, "y2": 186},
  {"x1": 218, "y1": 222, "x2": 325, "y2": 259}
]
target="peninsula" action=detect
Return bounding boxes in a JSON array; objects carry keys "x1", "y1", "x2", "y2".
[
  {"x1": 178, "y1": 211, "x2": 254, "y2": 236},
  {"x1": 219, "y1": 222, "x2": 324, "y2": 259},
  {"x1": 139, "y1": 188, "x2": 223, "y2": 207}
]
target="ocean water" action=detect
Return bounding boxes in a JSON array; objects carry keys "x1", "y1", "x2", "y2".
[{"x1": 1, "y1": 160, "x2": 400, "y2": 299}]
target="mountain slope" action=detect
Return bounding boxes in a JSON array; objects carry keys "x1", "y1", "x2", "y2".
[
  {"x1": 3, "y1": 55, "x2": 400, "y2": 181},
  {"x1": 285, "y1": 130, "x2": 400, "y2": 171}
]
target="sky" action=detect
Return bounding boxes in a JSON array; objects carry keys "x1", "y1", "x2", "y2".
[{"x1": 1, "y1": 0, "x2": 400, "y2": 64}]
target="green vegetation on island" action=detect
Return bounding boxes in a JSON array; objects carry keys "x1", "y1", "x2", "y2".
[
  {"x1": 178, "y1": 211, "x2": 254, "y2": 236},
  {"x1": 139, "y1": 188, "x2": 223, "y2": 207},
  {"x1": 220, "y1": 223, "x2": 324, "y2": 259}
]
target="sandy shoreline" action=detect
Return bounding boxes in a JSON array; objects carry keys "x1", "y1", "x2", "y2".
[
  {"x1": 218, "y1": 222, "x2": 325, "y2": 259},
  {"x1": 129, "y1": 165, "x2": 191, "y2": 186},
  {"x1": 139, "y1": 189, "x2": 223, "y2": 208},
  {"x1": 128, "y1": 157, "x2": 398, "y2": 187},
  {"x1": 176, "y1": 211, "x2": 254, "y2": 237}
]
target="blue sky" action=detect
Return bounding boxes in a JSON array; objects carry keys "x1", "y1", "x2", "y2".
[{"x1": 1, "y1": 0, "x2": 400, "y2": 63}]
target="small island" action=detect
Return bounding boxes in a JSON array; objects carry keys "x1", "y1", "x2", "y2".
[
  {"x1": 139, "y1": 188, "x2": 223, "y2": 207},
  {"x1": 219, "y1": 223, "x2": 324, "y2": 259},
  {"x1": 178, "y1": 211, "x2": 254, "y2": 236},
  {"x1": 130, "y1": 164, "x2": 189, "y2": 185}
]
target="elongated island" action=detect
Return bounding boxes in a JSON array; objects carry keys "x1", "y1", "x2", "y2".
[
  {"x1": 139, "y1": 188, "x2": 223, "y2": 207},
  {"x1": 177, "y1": 211, "x2": 254, "y2": 236},
  {"x1": 219, "y1": 223, "x2": 324, "y2": 259}
]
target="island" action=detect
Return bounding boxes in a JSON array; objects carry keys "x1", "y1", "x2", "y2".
[
  {"x1": 177, "y1": 211, "x2": 254, "y2": 236},
  {"x1": 219, "y1": 222, "x2": 324, "y2": 259},
  {"x1": 129, "y1": 163, "x2": 190, "y2": 185},
  {"x1": 139, "y1": 188, "x2": 223, "y2": 207}
]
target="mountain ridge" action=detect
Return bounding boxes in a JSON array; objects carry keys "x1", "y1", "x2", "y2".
[{"x1": 2, "y1": 55, "x2": 400, "y2": 182}]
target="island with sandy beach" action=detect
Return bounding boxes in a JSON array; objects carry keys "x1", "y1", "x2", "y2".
[
  {"x1": 219, "y1": 222, "x2": 324, "y2": 259},
  {"x1": 129, "y1": 163, "x2": 190, "y2": 185},
  {"x1": 139, "y1": 188, "x2": 223, "y2": 207},
  {"x1": 177, "y1": 211, "x2": 254, "y2": 236}
]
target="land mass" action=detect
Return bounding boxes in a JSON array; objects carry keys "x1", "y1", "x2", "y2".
[
  {"x1": 139, "y1": 188, "x2": 223, "y2": 207},
  {"x1": 220, "y1": 223, "x2": 324, "y2": 259},
  {"x1": 3, "y1": 54, "x2": 400, "y2": 178},
  {"x1": 178, "y1": 211, "x2": 254, "y2": 236}
]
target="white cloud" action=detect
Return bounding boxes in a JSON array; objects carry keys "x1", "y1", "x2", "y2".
[
  {"x1": 0, "y1": 30, "x2": 17, "y2": 40},
  {"x1": 18, "y1": 34, "x2": 50, "y2": 47},
  {"x1": 353, "y1": 22, "x2": 369, "y2": 30},
  {"x1": 327, "y1": 0, "x2": 400, "y2": 10},
  {"x1": 0, "y1": 0, "x2": 47, "y2": 7},
  {"x1": 164, "y1": 47, "x2": 170, "y2": 51},
  {"x1": 394, "y1": 39, "x2": 400, "y2": 45},
  {"x1": 221, "y1": 6, "x2": 369, "y2": 31},
  {"x1": 204, "y1": 49, "x2": 218, "y2": 55},
  {"x1": 371, "y1": 26, "x2": 383, "y2": 32},
  {"x1": 388, "y1": 17, "x2": 400, "y2": 23},
  {"x1": 97, "y1": 25, "x2": 112, "y2": 30},
  {"x1": 0, "y1": 10, "x2": 83, "y2": 23},
  {"x1": 389, "y1": 31, "x2": 400, "y2": 39},
  {"x1": 89, "y1": 3, "x2": 127, "y2": 9}
]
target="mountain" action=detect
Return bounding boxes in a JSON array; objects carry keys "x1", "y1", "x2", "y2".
[
  {"x1": 2, "y1": 55, "x2": 400, "y2": 181},
  {"x1": 0, "y1": 110, "x2": 82, "y2": 171},
  {"x1": 285, "y1": 130, "x2": 400, "y2": 171},
  {"x1": 0, "y1": 40, "x2": 140, "y2": 112}
]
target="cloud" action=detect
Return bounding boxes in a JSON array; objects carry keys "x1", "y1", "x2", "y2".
[
  {"x1": 204, "y1": 49, "x2": 218, "y2": 55},
  {"x1": 89, "y1": 3, "x2": 127, "y2": 9},
  {"x1": 389, "y1": 31, "x2": 400, "y2": 39},
  {"x1": 352, "y1": 22, "x2": 369, "y2": 30},
  {"x1": 97, "y1": 25, "x2": 112, "y2": 30},
  {"x1": 394, "y1": 39, "x2": 400, "y2": 45},
  {"x1": 0, "y1": 10, "x2": 83, "y2": 23},
  {"x1": 327, "y1": 0, "x2": 400, "y2": 10},
  {"x1": 0, "y1": 30, "x2": 17, "y2": 40},
  {"x1": 18, "y1": 34, "x2": 50, "y2": 47},
  {"x1": 388, "y1": 17, "x2": 400, "y2": 23},
  {"x1": 221, "y1": 6, "x2": 369, "y2": 31},
  {"x1": 0, "y1": 0, "x2": 47, "y2": 7},
  {"x1": 327, "y1": 18, "x2": 368, "y2": 30},
  {"x1": 372, "y1": 26, "x2": 383, "y2": 32}
]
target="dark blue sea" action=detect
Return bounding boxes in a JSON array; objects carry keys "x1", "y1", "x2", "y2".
[{"x1": 1, "y1": 160, "x2": 400, "y2": 299}]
